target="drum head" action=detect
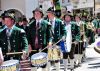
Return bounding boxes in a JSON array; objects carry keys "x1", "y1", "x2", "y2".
[
  {"x1": 95, "y1": 37, "x2": 100, "y2": 47},
  {"x1": 1, "y1": 60, "x2": 19, "y2": 67},
  {"x1": 94, "y1": 37, "x2": 100, "y2": 54},
  {"x1": 31, "y1": 52, "x2": 47, "y2": 60}
]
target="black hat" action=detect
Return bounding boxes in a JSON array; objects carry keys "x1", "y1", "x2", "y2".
[
  {"x1": 4, "y1": 13, "x2": 15, "y2": 20},
  {"x1": 32, "y1": 8, "x2": 43, "y2": 13},
  {"x1": 46, "y1": 7, "x2": 55, "y2": 14},
  {"x1": 22, "y1": 17, "x2": 28, "y2": 22},
  {"x1": 32, "y1": 8, "x2": 43, "y2": 16},
  {"x1": 0, "y1": 13, "x2": 5, "y2": 19}
]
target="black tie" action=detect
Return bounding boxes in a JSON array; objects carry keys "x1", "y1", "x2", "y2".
[
  {"x1": 36, "y1": 22, "x2": 40, "y2": 29},
  {"x1": 50, "y1": 20, "x2": 52, "y2": 25}
]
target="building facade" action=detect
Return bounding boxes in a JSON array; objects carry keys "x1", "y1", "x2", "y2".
[
  {"x1": 0, "y1": 0, "x2": 100, "y2": 19},
  {"x1": 0, "y1": 0, "x2": 53, "y2": 19}
]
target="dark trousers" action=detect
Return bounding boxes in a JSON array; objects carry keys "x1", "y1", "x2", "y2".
[
  {"x1": 63, "y1": 43, "x2": 75, "y2": 59},
  {"x1": 74, "y1": 41, "x2": 84, "y2": 54}
]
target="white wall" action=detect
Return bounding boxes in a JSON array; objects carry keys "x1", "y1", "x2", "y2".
[
  {"x1": 25, "y1": 0, "x2": 39, "y2": 19},
  {"x1": 1, "y1": 0, "x2": 39, "y2": 19},
  {"x1": 1, "y1": 0, "x2": 26, "y2": 14}
]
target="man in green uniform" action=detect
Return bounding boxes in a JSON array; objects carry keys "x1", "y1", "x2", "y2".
[
  {"x1": 46, "y1": 7, "x2": 66, "y2": 71},
  {"x1": 92, "y1": 16, "x2": 100, "y2": 36},
  {"x1": 74, "y1": 15, "x2": 87, "y2": 66},
  {"x1": 63, "y1": 14, "x2": 80, "y2": 71},
  {"x1": 27, "y1": 8, "x2": 52, "y2": 71},
  {"x1": 0, "y1": 13, "x2": 28, "y2": 61}
]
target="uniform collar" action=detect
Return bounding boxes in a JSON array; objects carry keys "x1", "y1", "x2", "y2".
[
  {"x1": 49, "y1": 17, "x2": 55, "y2": 22},
  {"x1": 36, "y1": 19, "x2": 42, "y2": 23},
  {"x1": 5, "y1": 24, "x2": 15, "y2": 30},
  {"x1": 65, "y1": 21, "x2": 71, "y2": 25}
]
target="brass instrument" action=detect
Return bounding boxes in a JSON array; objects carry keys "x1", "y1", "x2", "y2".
[
  {"x1": 86, "y1": 22, "x2": 95, "y2": 31},
  {"x1": 79, "y1": 22, "x2": 86, "y2": 41}
]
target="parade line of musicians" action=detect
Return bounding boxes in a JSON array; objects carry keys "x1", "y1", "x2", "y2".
[{"x1": 0, "y1": 7, "x2": 100, "y2": 71}]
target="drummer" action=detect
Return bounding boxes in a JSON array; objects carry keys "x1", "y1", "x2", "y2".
[
  {"x1": 27, "y1": 7, "x2": 52, "y2": 71},
  {"x1": 0, "y1": 13, "x2": 28, "y2": 61},
  {"x1": 46, "y1": 7, "x2": 66, "y2": 71}
]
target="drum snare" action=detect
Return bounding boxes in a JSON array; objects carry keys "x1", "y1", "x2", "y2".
[
  {"x1": 0, "y1": 60, "x2": 19, "y2": 71},
  {"x1": 31, "y1": 52, "x2": 47, "y2": 67},
  {"x1": 48, "y1": 45, "x2": 62, "y2": 61}
]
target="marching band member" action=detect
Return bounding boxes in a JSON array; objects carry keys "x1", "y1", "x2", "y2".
[
  {"x1": 0, "y1": 13, "x2": 28, "y2": 61},
  {"x1": 46, "y1": 7, "x2": 66, "y2": 71},
  {"x1": 74, "y1": 15, "x2": 87, "y2": 66},
  {"x1": 60, "y1": 6, "x2": 68, "y2": 20},
  {"x1": 27, "y1": 8, "x2": 52, "y2": 71},
  {"x1": 86, "y1": 19, "x2": 95, "y2": 45},
  {"x1": 63, "y1": 14, "x2": 80, "y2": 71},
  {"x1": 92, "y1": 16, "x2": 100, "y2": 36}
]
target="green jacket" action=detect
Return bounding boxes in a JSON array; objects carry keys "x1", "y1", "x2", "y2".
[
  {"x1": 27, "y1": 19, "x2": 52, "y2": 50},
  {"x1": 92, "y1": 19, "x2": 100, "y2": 29},
  {"x1": 0, "y1": 26, "x2": 28, "y2": 60},
  {"x1": 70, "y1": 22, "x2": 81, "y2": 42},
  {"x1": 50, "y1": 18, "x2": 66, "y2": 43}
]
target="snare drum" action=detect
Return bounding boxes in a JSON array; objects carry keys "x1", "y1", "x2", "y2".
[
  {"x1": 31, "y1": 52, "x2": 47, "y2": 67},
  {"x1": 48, "y1": 45, "x2": 62, "y2": 61},
  {"x1": 0, "y1": 60, "x2": 19, "y2": 71}
]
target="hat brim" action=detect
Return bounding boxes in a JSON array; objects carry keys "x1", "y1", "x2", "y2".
[
  {"x1": 4, "y1": 16, "x2": 14, "y2": 20},
  {"x1": 32, "y1": 8, "x2": 43, "y2": 14},
  {"x1": 32, "y1": 9, "x2": 44, "y2": 17}
]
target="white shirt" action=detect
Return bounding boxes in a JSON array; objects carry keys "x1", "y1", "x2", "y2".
[
  {"x1": 65, "y1": 23, "x2": 72, "y2": 52},
  {"x1": 49, "y1": 17, "x2": 56, "y2": 34},
  {"x1": 6, "y1": 25, "x2": 15, "y2": 36},
  {"x1": 36, "y1": 19, "x2": 42, "y2": 27}
]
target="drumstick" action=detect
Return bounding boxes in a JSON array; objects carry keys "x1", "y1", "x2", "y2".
[
  {"x1": 39, "y1": 38, "x2": 63, "y2": 52},
  {"x1": 6, "y1": 50, "x2": 37, "y2": 55}
]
